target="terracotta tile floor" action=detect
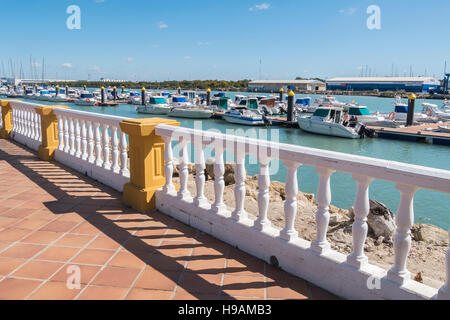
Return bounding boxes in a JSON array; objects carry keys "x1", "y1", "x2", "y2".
[{"x1": 0, "y1": 139, "x2": 339, "y2": 300}]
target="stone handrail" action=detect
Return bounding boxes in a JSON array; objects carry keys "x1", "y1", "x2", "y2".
[
  {"x1": 155, "y1": 123, "x2": 450, "y2": 300},
  {"x1": 9, "y1": 101, "x2": 42, "y2": 151}
]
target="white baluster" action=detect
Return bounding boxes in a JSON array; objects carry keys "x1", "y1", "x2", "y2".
[
  {"x1": 94, "y1": 122, "x2": 103, "y2": 166},
  {"x1": 88, "y1": 121, "x2": 95, "y2": 163},
  {"x1": 347, "y1": 174, "x2": 374, "y2": 268},
  {"x1": 75, "y1": 119, "x2": 82, "y2": 158},
  {"x1": 193, "y1": 140, "x2": 207, "y2": 206},
  {"x1": 37, "y1": 113, "x2": 42, "y2": 142},
  {"x1": 120, "y1": 132, "x2": 129, "y2": 176},
  {"x1": 178, "y1": 138, "x2": 191, "y2": 200},
  {"x1": 57, "y1": 116, "x2": 64, "y2": 151},
  {"x1": 29, "y1": 111, "x2": 35, "y2": 139},
  {"x1": 211, "y1": 144, "x2": 226, "y2": 213},
  {"x1": 111, "y1": 126, "x2": 120, "y2": 173},
  {"x1": 81, "y1": 120, "x2": 88, "y2": 160},
  {"x1": 387, "y1": 183, "x2": 418, "y2": 285},
  {"x1": 63, "y1": 116, "x2": 70, "y2": 153},
  {"x1": 438, "y1": 229, "x2": 450, "y2": 299},
  {"x1": 24, "y1": 109, "x2": 29, "y2": 137},
  {"x1": 254, "y1": 157, "x2": 271, "y2": 231},
  {"x1": 33, "y1": 112, "x2": 39, "y2": 140},
  {"x1": 69, "y1": 117, "x2": 76, "y2": 156},
  {"x1": 102, "y1": 123, "x2": 111, "y2": 170},
  {"x1": 311, "y1": 166, "x2": 335, "y2": 254},
  {"x1": 162, "y1": 135, "x2": 175, "y2": 194},
  {"x1": 232, "y1": 149, "x2": 247, "y2": 222},
  {"x1": 18, "y1": 108, "x2": 24, "y2": 135},
  {"x1": 280, "y1": 160, "x2": 300, "y2": 241}
]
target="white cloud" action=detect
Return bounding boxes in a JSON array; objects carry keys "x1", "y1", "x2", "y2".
[
  {"x1": 158, "y1": 21, "x2": 168, "y2": 29},
  {"x1": 184, "y1": 56, "x2": 192, "y2": 60},
  {"x1": 339, "y1": 8, "x2": 356, "y2": 15},
  {"x1": 62, "y1": 63, "x2": 73, "y2": 68},
  {"x1": 126, "y1": 57, "x2": 134, "y2": 62},
  {"x1": 249, "y1": 3, "x2": 270, "y2": 11},
  {"x1": 197, "y1": 41, "x2": 212, "y2": 46},
  {"x1": 94, "y1": 0, "x2": 105, "y2": 3},
  {"x1": 90, "y1": 66, "x2": 101, "y2": 72}
]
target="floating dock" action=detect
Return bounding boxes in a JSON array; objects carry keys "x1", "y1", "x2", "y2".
[{"x1": 368, "y1": 121, "x2": 450, "y2": 146}]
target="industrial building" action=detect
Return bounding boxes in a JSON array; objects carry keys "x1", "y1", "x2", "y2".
[
  {"x1": 326, "y1": 77, "x2": 441, "y2": 93},
  {"x1": 248, "y1": 80, "x2": 326, "y2": 92}
]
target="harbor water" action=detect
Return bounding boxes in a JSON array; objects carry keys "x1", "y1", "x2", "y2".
[{"x1": 32, "y1": 92, "x2": 450, "y2": 230}]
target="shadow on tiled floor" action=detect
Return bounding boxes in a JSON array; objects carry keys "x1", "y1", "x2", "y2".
[{"x1": 0, "y1": 139, "x2": 338, "y2": 300}]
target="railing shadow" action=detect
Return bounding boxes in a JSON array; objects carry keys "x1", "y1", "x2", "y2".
[{"x1": 0, "y1": 139, "x2": 312, "y2": 300}]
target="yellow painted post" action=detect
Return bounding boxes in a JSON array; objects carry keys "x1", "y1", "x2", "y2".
[
  {"x1": 119, "y1": 118, "x2": 180, "y2": 212},
  {"x1": 0, "y1": 100, "x2": 15, "y2": 139},
  {"x1": 34, "y1": 105, "x2": 71, "y2": 161}
]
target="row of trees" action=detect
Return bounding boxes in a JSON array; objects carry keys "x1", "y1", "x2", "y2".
[{"x1": 49, "y1": 80, "x2": 251, "y2": 91}]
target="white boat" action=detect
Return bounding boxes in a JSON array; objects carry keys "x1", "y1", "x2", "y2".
[
  {"x1": 439, "y1": 125, "x2": 450, "y2": 133},
  {"x1": 298, "y1": 106, "x2": 373, "y2": 139},
  {"x1": 222, "y1": 107, "x2": 266, "y2": 126},
  {"x1": 75, "y1": 91, "x2": 97, "y2": 106},
  {"x1": 345, "y1": 104, "x2": 386, "y2": 123},
  {"x1": 47, "y1": 90, "x2": 69, "y2": 103},
  {"x1": 34, "y1": 90, "x2": 52, "y2": 101},
  {"x1": 307, "y1": 95, "x2": 347, "y2": 112},
  {"x1": 169, "y1": 95, "x2": 194, "y2": 108},
  {"x1": 421, "y1": 102, "x2": 450, "y2": 120},
  {"x1": 168, "y1": 106, "x2": 214, "y2": 119},
  {"x1": 383, "y1": 96, "x2": 430, "y2": 121},
  {"x1": 137, "y1": 96, "x2": 171, "y2": 115}
]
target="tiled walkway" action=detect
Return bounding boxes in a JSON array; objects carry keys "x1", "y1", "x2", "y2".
[{"x1": 0, "y1": 139, "x2": 338, "y2": 300}]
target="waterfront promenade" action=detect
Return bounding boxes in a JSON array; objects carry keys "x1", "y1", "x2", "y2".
[{"x1": 0, "y1": 139, "x2": 335, "y2": 300}]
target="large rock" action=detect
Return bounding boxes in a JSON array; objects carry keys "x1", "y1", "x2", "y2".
[
  {"x1": 204, "y1": 158, "x2": 235, "y2": 186},
  {"x1": 367, "y1": 200, "x2": 396, "y2": 242},
  {"x1": 412, "y1": 224, "x2": 448, "y2": 245}
]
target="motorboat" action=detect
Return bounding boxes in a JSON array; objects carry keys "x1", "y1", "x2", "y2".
[
  {"x1": 307, "y1": 95, "x2": 346, "y2": 112},
  {"x1": 34, "y1": 90, "x2": 52, "y2": 101},
  {"x1": 421, "y1": 102, "x2": 450, "y2": 120},
  {"x1": 298, "y1": 106, "x2": 374, "y2": 139},
  {"x1": 129, "y1": 91, "x2": 142, "y2": 105},
  {"x1": 168, "y1": 106, "x2": 214, "y2": 119},
  {"x1": 137, "y1": 96, "x2": 171, "y2": 115},
  {"x1": 345, "y1": 104, "x2": 385, "y2": 123},
  {"x1": 438, "y1": 125, "x2": 450, "y2": 133},
  {"x1": 383, "y1": 96, "x2": 429, "y2": 121},
  {"x1": 74, "y1": 91, "x2": 97, "y2": 106},
  {"x1": 222, "y1": 107, "x2": 266, "y2": 126},
  {"x1": 47, "y1": 89, "x2": 68, "y2": 103}
]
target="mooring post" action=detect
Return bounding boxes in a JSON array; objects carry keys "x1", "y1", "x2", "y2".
[
  {"x1": 177, "y1": 87, "x2": 181, "y2": 95},
  {"x1": 287, "y1": 90, "x2": 295, "y2": 122},
  {"x1": 101, "y1": 86, "x2": 105, "y2": 104},
  {"x1": 113, "y1": 86, "x2": 117, "y2": 101},
  {"x1": 206, "y1": 88, "x2": 211, "y2": 106},
  {"x1": 280, "y1": 88, "x2": 284, "y2": 103},
  {"x1": 406, "y1": 93, "x2": 416, "y2": 127},
  {"x1": 141, "y1": 87, "x2": 146, "y2": 105},
  {"x1": 55, "y1": 85, "x2": 59, "y2": 97}
]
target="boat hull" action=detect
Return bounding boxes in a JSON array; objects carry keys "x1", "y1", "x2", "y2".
[
  {"x1": 298, "y1": 117, "x2": 360, "y2": 139},
  {"x1": 136, "y1": 105, "x2": 170, "y2": 115},
  {"x1": 168, "y1": 108, "x2": 213, "y2": 119},
  {"x1": 222, "y1": 114, "x2": 265, "y2": 126}
]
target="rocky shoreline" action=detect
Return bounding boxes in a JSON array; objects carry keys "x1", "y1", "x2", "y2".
[{"x1": 172, "y1": 160, "x2": 448, "y2": 289}]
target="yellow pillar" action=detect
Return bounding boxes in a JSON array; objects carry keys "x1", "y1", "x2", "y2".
[
  {"x1": 34, "y1": 105, "x2": 71, "y2": 161},
  {"x1": 0, "y1": 100, "x2": 14, "y2": 139},
  {"x1": 119, "y1": 118, "x2": 180, "y2": 212}
]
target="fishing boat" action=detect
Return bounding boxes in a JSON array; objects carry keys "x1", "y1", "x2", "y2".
[
  {"x1": 222, "y1": 107, "x2": 266, "y2": 126},
  {"x1": 439, "y1": 125, "x2": 450, "y2": 133},
  {"x1": 298, "y1": 106, "x2": 374, "y2": 139},
  {"x1": 136, "y1": 96, "x2": 171, "y2": 115},
  {"x1": 75, "y1": 91, "x2": 97, "y2": 106}
]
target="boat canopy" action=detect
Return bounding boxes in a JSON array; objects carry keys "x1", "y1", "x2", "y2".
[
  {"x1": 211, "y1": 98, "x2": 229, "y2": 109},
  {"x1": 40, "y1": 90, "x2": 49, "y2": 95},
  {"x1": 313, "y1": 108, "x2": 330, "y2": 118},
  {"x1": 173, "y1": 96, "x2": 187, "y2": 103},
  {"x1": 214, "y1": 93, "x2": 226, "y2": 98},
  {"x1": 296, "y1": 98, "x2": 311, "y2": 106},
  {"x1": 248, "y1": 99, "x2": 258, "y2": 109},
  {"x1": 130, "y1": 92, "x2": 140, "y2": 97},
  {"x1": 80, "y1": 93, "x2": 94, "y2": 98},
  {"x1": 150, "y1": 97, "x2": 166, "y2": 104},
  {"x1": 161, "y1": 92, "x2": 170, "y2": 96},
  {"x1": 349, "y1": 107, "x2": 371, "y2": 116},
  {"x1": 395, "y1": 105, "x2": 408, "y2": 113}
]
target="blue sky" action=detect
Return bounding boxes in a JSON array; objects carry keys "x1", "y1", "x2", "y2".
[{"x1": 1, "y1": 0, "x2": 449, "y2": 81}]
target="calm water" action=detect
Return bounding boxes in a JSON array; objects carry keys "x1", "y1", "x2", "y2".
[{"x1": 30, "y1": 91, "x2": 450, "y2": 230}]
